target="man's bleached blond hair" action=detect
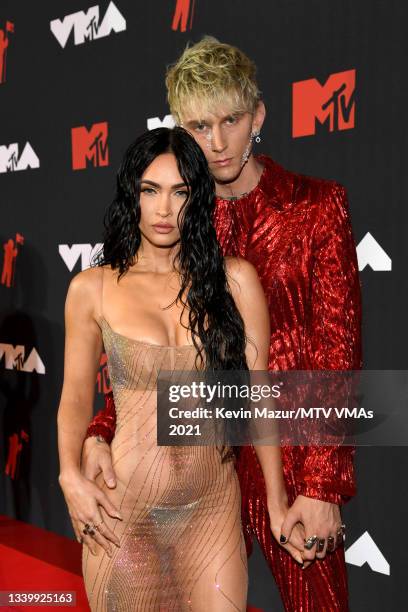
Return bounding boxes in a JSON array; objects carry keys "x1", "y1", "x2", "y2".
[{"x1": 166, "y1": 36, "x2": 261, "y2": 124}]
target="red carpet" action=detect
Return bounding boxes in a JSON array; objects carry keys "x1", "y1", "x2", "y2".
[
  {"x1": 0, "y1": 515, "x2": 89, "y2": 611},
  {"x1": 0, "y1": 515, "x2": 264, "y2": 611}
]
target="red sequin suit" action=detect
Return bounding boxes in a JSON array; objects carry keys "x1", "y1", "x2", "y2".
[{"x1": 86, "y1": 155, "x2": 362, "y2": 611}]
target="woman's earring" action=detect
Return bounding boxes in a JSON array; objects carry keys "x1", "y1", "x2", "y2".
[{"x1": 254, "y1": 131, "x2": 261, "y2": 144}]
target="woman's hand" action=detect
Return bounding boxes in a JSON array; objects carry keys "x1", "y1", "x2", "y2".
[
  {"x1": 280, "y1": 495, "x2": 343, "y2": 567},
  {"x1": 267, "y1": 491, "x2": 306, "y2": 566},
  {"x1": 58, "y1": 469, "x2": 122, "y2": 557}
]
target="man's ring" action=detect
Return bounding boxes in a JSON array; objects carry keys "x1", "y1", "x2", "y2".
[
  {"x1": 317, "y1": 538, "x2": 325, "y2": 553},
  {"x1": 327, "y1": 535, "x2": 336, "y2": 552},
  {"x1": 304, "y1": 535, "x2": 318, "y2": 550}
]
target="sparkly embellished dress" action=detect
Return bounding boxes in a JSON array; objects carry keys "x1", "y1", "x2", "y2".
[{"x1": 82, "y1": 268, "x2": 247, "y2": 611}]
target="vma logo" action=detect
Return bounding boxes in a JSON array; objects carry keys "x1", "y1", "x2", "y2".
[
  {"x1": 0, "y1": 142, "x2": 40, "y2": 173},
  {"x1": 50, "y1": 2, "x2": 126, "y2": 48},
  {"x1": 345, "y1": 531, "x2": 390, "y2": 575},
  {"x1": 2, "y1": 233, "x2": 24, "y2": 288},
  {"x1": 293, "y1": 69, "x2": 355, "y2": 138},
  {"x1": 59, "y1": 243, "x2": 103, "y2": 271},
  {"x1": 147, "y1": 114, "x2": 175, "y2": 130},
  {"x1": 0, "y1": 20, "x2": 14, "y2": 84},
  {"x1": 0, "y1": 344, "x2": 45, "y2": 374},
  {"x1": 357, "y1": 233, "x2": 392, "y2": 271},
  {"x1": 172, "y1": 0, "x2": 196, "y2": 32},
  {"x1": 71, "y1": 122, "x2": 108, "y2": 170}
]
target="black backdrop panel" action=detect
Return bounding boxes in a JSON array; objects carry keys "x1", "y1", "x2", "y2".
[{"x1": 1, "y1": 1, "x2": 407, "y2": 609}]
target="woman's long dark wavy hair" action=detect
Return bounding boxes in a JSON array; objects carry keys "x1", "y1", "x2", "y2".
[{"x1": 93, "y1": 126, "x2": 249, "y2": 376}]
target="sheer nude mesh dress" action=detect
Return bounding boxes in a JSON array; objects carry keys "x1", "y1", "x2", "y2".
[{"x1": 82, "y1": 267, "x2": 247, "y2": 611}]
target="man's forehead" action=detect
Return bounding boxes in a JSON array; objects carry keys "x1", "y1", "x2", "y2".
[{"x1": 180, "y1": 105, "x2": 242, "y2": 125}]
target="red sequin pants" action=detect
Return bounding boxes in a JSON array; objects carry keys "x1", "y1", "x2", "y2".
[{"x1": 237, "y1": 447, "x2": 349, "y2": 612}]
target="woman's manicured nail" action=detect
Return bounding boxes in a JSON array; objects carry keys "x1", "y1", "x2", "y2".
[{"x1": 280, "y1": 535, "x2": 287, "y2": 544}]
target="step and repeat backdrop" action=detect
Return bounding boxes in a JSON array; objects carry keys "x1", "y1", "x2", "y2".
[{"x1": 1, "y1": 1, "x2": 407, "y2": 610}]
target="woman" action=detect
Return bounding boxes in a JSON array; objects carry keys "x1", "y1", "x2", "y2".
[{"x1": 57, "y1": 127, "x2": 294, "y2": 611}]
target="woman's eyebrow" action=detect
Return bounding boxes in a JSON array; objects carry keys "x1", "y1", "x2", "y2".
[{"x1": 141, "y1": 179, "x2": 186, "y2": 188}]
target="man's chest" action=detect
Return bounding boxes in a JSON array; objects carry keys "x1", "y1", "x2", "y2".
[{"x1": 215, "y1": 202, "x2": 316, "y2": 300}]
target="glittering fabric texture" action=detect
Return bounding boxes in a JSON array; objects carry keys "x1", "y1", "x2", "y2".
[
  {"x1": 82, "y1": 313, "x2": 247, "y2": 611},
  {"x1": 86, "y1": 155, "x2": 362, "y2": 611}
]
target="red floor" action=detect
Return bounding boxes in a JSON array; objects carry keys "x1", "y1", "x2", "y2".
[
  {"x1": 0, "y1": 515, "x2": 263, "y2": 611},
  {"x1": 0, "y1": 515, "x2": 89, "y2": 611}
]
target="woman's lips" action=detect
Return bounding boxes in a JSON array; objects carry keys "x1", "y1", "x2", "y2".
[{"x1": 152, "y1": 224, "x2": 174, "y2": 234}]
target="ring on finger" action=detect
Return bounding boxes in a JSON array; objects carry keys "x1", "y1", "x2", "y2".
[
  {"x1": 83, "y1": 523, "x2": 96, "y2": 537},
  {"x1": 94, "y1": 520, "x2": 104, "y2": 532},
  {"x1": 327, "y1": 535, "x2": 335, "y2": 552},
  {"x1": 304, "y1": 535, "x2": 318, "y2": 550},
  {"x1": 317, "y1": 538, "x2": 325, "y2": 553}
]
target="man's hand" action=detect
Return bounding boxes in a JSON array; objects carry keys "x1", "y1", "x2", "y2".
[
  {"x1": 81, "y1": 435, "x2": 117, "y2": 487},
  {"x1": 280, "y1": 495, "x2": 343, "y2": 568}
]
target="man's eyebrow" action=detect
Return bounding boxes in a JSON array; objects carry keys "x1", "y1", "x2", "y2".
[
  {"x1": 184, "y1": 112, "x2": 243, "y2": 126},
  {"x1": 184, "y1": 119, "x2": 206, "y2": 127},
  {"x1": 140, "y1": 179, "x2": 187, "y2": 189}
]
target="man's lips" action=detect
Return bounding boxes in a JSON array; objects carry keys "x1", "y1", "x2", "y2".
[{"x1": 212, "y1": 158, "x2": 233, "y2": 166}]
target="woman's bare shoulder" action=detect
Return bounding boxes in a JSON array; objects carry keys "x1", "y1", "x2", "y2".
[
  {"x1": 65, "y1": 266, "x2": 106, "y2": 316},
  {"x1": 68, "y1": 265, "x2": 103, "y2": 293}
]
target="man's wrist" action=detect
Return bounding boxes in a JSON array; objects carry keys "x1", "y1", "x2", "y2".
[
  {"x1": 86, "y1": 433, "x2": 109, "y2": 445},
  {"x1": 86, "y1": 423, "x2": 113, "y2": 444}
]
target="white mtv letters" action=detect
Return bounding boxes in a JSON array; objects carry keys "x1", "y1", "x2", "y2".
[
  {"x1": 147, "y1": 115, "x2": 176, "y2": 130},
  {"x1": 50, "y1": 2, "x2": 126, "y2": 48},
  {"x1": 59, "y1": 244, "x2": 103, "y2": 271},
  {"x1": 0, "y1": 143, "x2": 40, "y2": 173},
  {"x1": 357, "y1": 232, "x2": 392, "y2": 271},
  {"x1": 0, "y1": 344, "x2": 45, "y2": 374},
  {"x1": 345, "y1": 531, "x2": 390, "y2": 575}
]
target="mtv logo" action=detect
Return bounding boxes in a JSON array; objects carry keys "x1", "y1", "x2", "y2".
[
  {"x1": 96, "y1": 352, "x2": 111, "y2": 394},
  {"x1": 293, "y1": 69, "x2": 355, "y2": 137},
  {"x1": 0, "y1": 344, "x2": 45, "y2": 374},
  {"x1": 50, "y1": 1, "x2": 126, "y2": 48},
  {"x1": 59, "y1": 243, "x2": 103, "y2": 271},
  {"x1": 0, "y1": 142, "x2": 40, "y2": 173},
  {"x1": 0, "y1": 21, "x2": 15, "y2": 85},
  {"x1": 71, "y1": 122, "x2": 108, "y2": 169},
  {"x1": 147, "y1": 115, "x2": 176, "y2": 130},
  {"x1": 346, "y1": 531, "x2": 390, "y2": 575},
  {"x1": 356, "y1": 232, "x2": 392, "y2": 271},
  {"x1": 171, "y1": 0, "x2": 195, "y2": 32}
]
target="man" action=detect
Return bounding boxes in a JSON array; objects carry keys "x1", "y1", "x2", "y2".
[{"x1": 81, "y1": 37, "x2": 361, "y2": 611}]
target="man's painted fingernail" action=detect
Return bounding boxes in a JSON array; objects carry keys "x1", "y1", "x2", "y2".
[{"x1": 280, "y1": 535, "x2": 287, "y2": 544}]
